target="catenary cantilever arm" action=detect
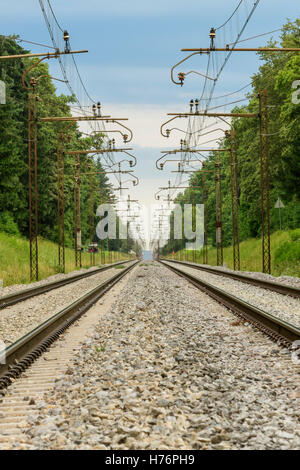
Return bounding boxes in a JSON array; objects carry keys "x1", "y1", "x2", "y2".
[
  {"x1": 105, "y1": 120, "x2": 133, "y2": 143},
  {"x1": 170, "y1": 52, "x2": 210, "y2": 85},
  {"x1": 160, "y1": 116, "x2": 187, "y2": 137}
]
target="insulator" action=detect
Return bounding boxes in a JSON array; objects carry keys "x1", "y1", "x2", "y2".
[
  {"x1": 209, "y1": 27, "x2": 216, "y2": 39},
  {"x1": 178, "y1": 72, "x2": 185, "y2": 86},
  {"x1": 210, "y1": 27, "x2": 216, "y2": 50},
  {"x1": 63, "y1": 30, "x2": 71, "y2": 53},
  {"x1": 63, "y1": 30, "x2": 70, "y2": 41}
]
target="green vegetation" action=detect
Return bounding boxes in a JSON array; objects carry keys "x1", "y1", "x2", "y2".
[
  {"x1": 0, "y1": 36, "x2": 138, "y2": 283},
  {"x1": 0, "y1": 36, "x2": 113, "y2": 245},
  {"x1": 0, "y1": 231, "x2": 129, "y2": 286},
  {"x1": 162, "y1": 19, "x2": 300, "y2": 277},
  {"x1": 166, "y1": 230, "x2": 300, "y2": 277}
]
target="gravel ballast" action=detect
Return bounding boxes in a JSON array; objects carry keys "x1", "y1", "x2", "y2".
[
  {"x1": 0, "y1": 264, "x2": 134, "y2": 346},
  {"x1": 163, "y1": 261, "x2": 300, "y2": 328},
  {"x1": 21, "y1": 262, "x2": 300, "y2": 450}
]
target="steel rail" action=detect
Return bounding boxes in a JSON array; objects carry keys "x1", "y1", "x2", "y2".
[
  {"x1": 0, "y1": 260, "x2": 139, "y2": 387},
  {"x1": 160, "y1": 260, "x2": 300, "y2": 346},
  {"x1": 0, "y1": 260, "x2": 132, "y2": 310},
  {"x1": 161, "y1": 259, "x2": 300, "y2": 299}
]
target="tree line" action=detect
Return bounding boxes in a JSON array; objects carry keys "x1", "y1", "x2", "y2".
[
  {"x1": 0, "y1": 36, "x2": 136, "y2": 254},
  {"x1": 162, "y1": 19, "x2": 300, "y2": 255}
]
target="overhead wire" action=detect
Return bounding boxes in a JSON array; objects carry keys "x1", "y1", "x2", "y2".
[
  {"x1": 169, "y1": 0, "x2": 262, "y2": 192},
  {"x1": 39, "y1": 0, "x2": 126, "y2": 189}
]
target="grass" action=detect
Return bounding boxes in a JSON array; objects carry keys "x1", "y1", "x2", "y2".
[
  {"x1": 0, "y1": 231, "x2": 130, "y2": 287},
  {"x1": 166, "y1": 230, "x2": 300, "y2": 278}
]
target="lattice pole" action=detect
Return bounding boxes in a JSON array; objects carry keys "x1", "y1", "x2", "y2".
[
  {"x1": 73, "y1": 154, "x2": 81, "y2": 268},
  {"x1": 28, "y1": 81, "x2": 39, "y2": 281},
  {"x1": 215, "y1": 152, "x2": 223, "y2": 266},
  {"x1": 192, "y1": 194, "x2": 196, "y2": 263},
  {"x1": 57, "y1": 133, "x2": 66, "y2": 273},
  {"x1": 89, "y1": 175, "x2": 95, "y2": 267},
  {"x1": 229, "y1": 130, "x2": 241, "y2": 270},
  {"x1": 258, "y1": 90, "x2": 271, "y2": 274},
  {"x1": 202, "y1": 172, "x2": 208, "y2": 265}
]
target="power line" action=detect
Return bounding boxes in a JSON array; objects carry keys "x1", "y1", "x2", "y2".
[
  {"x1": 216, "y1": 0, "x2": 243, "y2": 31},
  {"x1": 47, "y1": 0, "x2": 64, "y2": 32},
  {"x1": 39, "y1": 0, "x2": 124, "y2": 188},
  {"x1": 2, "y1": 35, "x2": 56, "y2": 50},
  {"x1": 228, "y1": 28, "x2": 282, "y2": 45},
  {"x1": 207, "y1": 97, "x2": 249, "y2": 111},
  {"x1": 199, "y1": 82, "x2": 252, "y2": 101}
]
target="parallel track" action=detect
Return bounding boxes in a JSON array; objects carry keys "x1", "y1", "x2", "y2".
[
  {"x1": 160, "y1": 260, "x2": 300, "y2": 347},
  {"x1": 0, "y1": 260, "x2": 131, "y2": 309},
  {"x1": 0, "y1": 260, "x2": 138, "y2": 389},
  {"x1": 162, "y1": 258, "x2": 300, "y2": 299}
]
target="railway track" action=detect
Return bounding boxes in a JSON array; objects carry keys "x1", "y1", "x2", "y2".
[
  {"x1": 160, "y1": 260, "x2": 300, "y2": 348},
  {"x1": 0, "y1": 261, "x2": 299, "y2": 450},
  {"x1": 161, "y1": 258, "x2": 300, "y2": 299},
  {"x1": 0, "y1": 260, "x2": 138, "y2": 389},
  {"x1": 0, "y1": 260, "x2": 132, "y2": 310}
]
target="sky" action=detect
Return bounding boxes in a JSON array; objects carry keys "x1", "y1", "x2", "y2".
[{"x1": 0, "y1": 0, "x2": 299, "y2": 247}]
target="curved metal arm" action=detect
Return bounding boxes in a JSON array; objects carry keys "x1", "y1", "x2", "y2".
[
  {"x1": 127, "y1": 172, "x2": 139, "y2": 186},
  {"x1": 21, "y1": 56, "x2": 49, "y2": 90},
  {"x1": 122, "y1": 150, "x2": 137, "y2": 168},
  {"x1": 156, "y1": 152, "x2": 171, "y2": 170},
  {"x1": 171, "y1": 52, "x2": 206, "y2": 85},
  {"x1": 102, "y1": 129, "x2": 128, "y2": 142},
  {"x1": 105, "y1": 120, "x2": 133, "y2": 143},
  {"x1": 154, "y1": 188, "x2": 166, "y2": 201},
  {"x1": 160, "y1": 116, "x2": 184, "y2": 137}
]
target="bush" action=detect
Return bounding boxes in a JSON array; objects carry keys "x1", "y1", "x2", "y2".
[
  {"x1": 274, "y1": 240, "x2": 300, "y2": 264},
  {"x1": 0, "y1": 211, "x2": 20, "y2": 235},
  {"x1": 290, "y1": 229, "x2": 300, "y2": 242}
]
